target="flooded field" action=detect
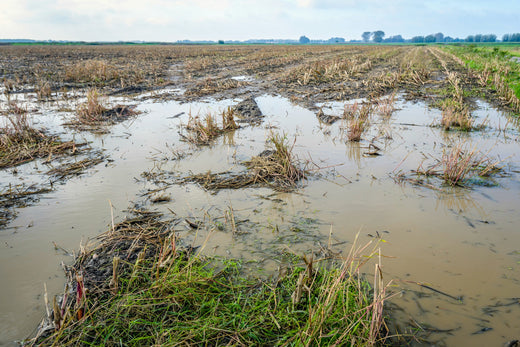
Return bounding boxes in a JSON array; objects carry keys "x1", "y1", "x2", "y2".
[{"x1": 1, "y1": 44, "x2": 519, "y2": 346}]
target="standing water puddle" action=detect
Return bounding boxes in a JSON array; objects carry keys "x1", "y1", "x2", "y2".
[{"x1": 1, "y1": 93, "x2": 520, "y2": 345}]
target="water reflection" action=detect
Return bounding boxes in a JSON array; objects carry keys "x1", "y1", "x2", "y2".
[
  {"x1": 345, "y1": 141, "x2": 362, "y2": 164},
  {"x1": 221, "y1": 131, "x2": 236, "y2": 146},
  {"x1": 434, "y1": 188, "x2": 486, "y2": 217}
]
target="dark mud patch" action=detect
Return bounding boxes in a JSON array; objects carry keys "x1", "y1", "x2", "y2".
[
  {"x1": 75, "y1": 212, "x2": 175, "y2": 293},
  {"x1": 29, "y1": 210, "x2": 179, "y2": 342},
  {"x1": 101, "y1": 105, "x2": 139, "y2": 121},
  {"x1": 46, "y1": 154, "x2": 105, "y2": 180},
  {"x1": 233, "y1": 96, "x2": 264, "y2": 124},
  {"x1": 0, "y1": 185, "x2": 52, "y2": 228},
  {"x1": 316, "y1": 109, "x2": 340, "y2": 125}
]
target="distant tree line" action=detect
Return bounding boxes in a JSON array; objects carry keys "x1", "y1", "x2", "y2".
[
  {"x1": 295, "y1": 31, "x2": 520, "y2": 45},
  {"x1": 359, "y1": 31, "x2": 520, "y2": 43},
  {"x1": 502, "y1": 33, "x2": 520, "y2": 42},
  {"x1": 298, "y1": 35, "x2": 346, "y2": 44},
  {"x1": 410, "y1": 33, "x2": 457, "y2": 43},
  {"x1": 464, "y1": 34, "x2": 497, "y2": 43}
]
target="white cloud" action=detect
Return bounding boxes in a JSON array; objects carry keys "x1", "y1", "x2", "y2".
[
  {"x1": 295, "y1": 0, "x2": 313, "y2": 7},
  {"x1": 1, "y1": 0, "x2": 519, "y2": 41},
  {"x1": 0, "y1": 0, "x2": 28, "y2": 26}
]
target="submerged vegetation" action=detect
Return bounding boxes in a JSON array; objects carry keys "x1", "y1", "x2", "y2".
[
  {"x1": 181, "y1": 131, "x2": 307, "y2": 192},
  {"x1": 0, "y1": 110, "x2": 80, "y2": 168},
  {"x1": 75, "y1": 88, "x2": 138, "y2": 127},
  {"x1": 0, "y1": 184, "x2": 52, "y2": 228},
  {"x1": 343, "y1": 102, "x2": 373, "y2": 142},
  {"x1": 403, "y1": 141, "x2": 506, "y2": 187},
  {"x1": 32, "y1": 212, "x2": 388, "y2": 346},
  {"x1": 181, "y1": 107, "x2": 239, "y2": 145}
]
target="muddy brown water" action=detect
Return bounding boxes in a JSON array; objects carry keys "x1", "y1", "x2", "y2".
[{"x1": 1, "y1": 91, "x2": 520, "y2": 346}]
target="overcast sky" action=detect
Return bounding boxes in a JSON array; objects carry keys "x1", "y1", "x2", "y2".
[{"x1": 1, "y1": 0, "x2": 518, "y2": 41}]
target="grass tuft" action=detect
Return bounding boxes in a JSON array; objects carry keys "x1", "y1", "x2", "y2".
[
  {"x1": 0, "y1": 110, "x2": 79, "y2": 168},
  {"x1": 181, "y1": 131, "x2": 306, "y2": 192},
  {"x1": 375, "y1": 92, "x2": 397, "y2": 117},
  {"x1": 413, "y1": 142, "x2": 506, "y2": 186},
  {"x1": 440, "y1": 103, "x2": 474, "y2": 131},
  {"x1": 76, "y1": 88, "x2": 108, "y2": 123},
  {"x1": 74, "y1": 88, "x2": 138, "y2": 127},
  {"x1": 441, "y1": 143, "x2": 504, "y2": 185},
  {"x1": 343, "y1": 102, "x2": 372, "y2": 142},
  {"x1": 245, "y1": 132, "x2": 306, "y2": 188},
  {"x1": 181, "y1": 107, "x2": 239, "y2": 145}
]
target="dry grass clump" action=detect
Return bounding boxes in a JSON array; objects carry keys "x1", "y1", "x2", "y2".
[
  {"x1": 414, "y1": 142, "x2": 505, "y2": 186},
  {"x1": 181, "y1": 107, "x2": 238, "y2": 145},
  {"x1": 36, "y1": 79, "x2": 52, "y2": 100},
  {"x1": 343, "y1": 102, "x2": 372, "y2": 142},
  {"x1": 182, "y1": 132, "x2": 306, "y2": 192},
  {"x1": 76, "y1": 88, "x2": 108, "y2": 123},
  {"x1": 75, "y1": 88, "x2": 138, "y2": 126},
  {"x1": 0, "y1": 111, "x2": 78, "y2": 168},
  {"x1": 440, "y1": 104, "x2": 474, "y2": 131},
  {"x1": 65, "y1": 59, "x2": 122, "y2": 84},
  {"x1": 343, "y1": 101, "x2": 372, "y2": 119},
  {"x1": 375, "y1": 92, "x2": 397, "y2": 117},
  {"x1": 245, "y1": 132, "x2": 306, "y2": 187},
  {"x1": 346, "y1": 117, "x2": 368, "y2": 142},
  {"x1": 441, "y1": 144, "x2": 503, "y2": 185}
]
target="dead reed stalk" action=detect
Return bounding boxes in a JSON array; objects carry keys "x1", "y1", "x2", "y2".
[
  {"x1": 343, "y1": 102, "x2": 372, "y2": 142},
  {"x1": 182, "y1": 107, "x2": 238, "y2": 145},
  {"x1": 440, "y1": 105, "x2": 474, "y2": 131},
  {"x1": 76, "y1": 88, "x2": 107, "y2": 123},
  {"x1": 436, "y1": 143, "x2": 504, "y2": 186}
]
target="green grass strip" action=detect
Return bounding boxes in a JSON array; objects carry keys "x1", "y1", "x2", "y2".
[{"x1": 39, "y1": 251, "x2": 379, "y2": 346}]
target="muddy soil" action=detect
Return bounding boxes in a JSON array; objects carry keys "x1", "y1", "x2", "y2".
[{"x1": 0, "y1": 45, "x2": 486, "y2": 107}]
